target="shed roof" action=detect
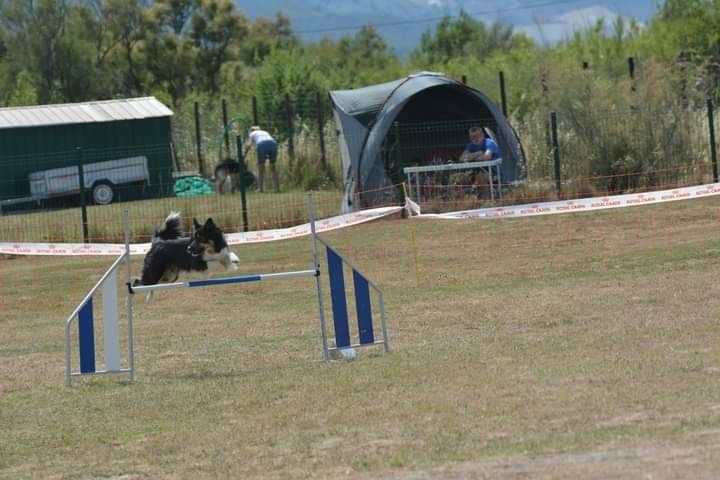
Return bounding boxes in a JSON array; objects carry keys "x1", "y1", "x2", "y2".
[{"x1": 0, "y1": 97, "x2": 173, "y2": 130}]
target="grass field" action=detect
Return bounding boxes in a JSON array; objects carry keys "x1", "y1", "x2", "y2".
[{"x1": 3, "y1": 197, "x2": 720, "y2": 479}]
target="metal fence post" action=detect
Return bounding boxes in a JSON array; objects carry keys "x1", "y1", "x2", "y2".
[
  {"x1": 252, "y1": 96, "x2": 258, "y2": 126},
  {"x1": 76, "y1": 147, "x2": 89, "y2": 243},
  {"x1": 499, "y1": 70, "x2": 508, "y2": 117},
  {"x1": 222, "y1": 98, "x2": 230, "y2": 158},
  {"x1": 316, "y1": 91, "x2": 327, "y2": 170},
  {"x1": 550, "y1": 112, "x2": 561, "y2": 196},
  {"x1": 708, "y1": 98, "x2": 718, "y2": 183},
  {"x1": 628, "y1": 57, "x2": 637, "y2": 95},
  {"x1": 194, "y1": 101, "x2": 205, "y2": 177},
  {"x1": 236, "y1": 135, "x2": 249, "y2": 232},
  {"x1": 285, "y1": 93, "x2": 295, "y2": 165}
]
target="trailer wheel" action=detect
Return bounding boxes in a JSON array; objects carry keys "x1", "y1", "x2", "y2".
[{"x1": 92, "y1": 181, "x2": 115, "y2": 205}]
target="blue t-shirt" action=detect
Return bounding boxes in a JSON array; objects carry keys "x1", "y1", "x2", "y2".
[{"x1": 465, "y1": 138, "x2": 500, "y2": 160}]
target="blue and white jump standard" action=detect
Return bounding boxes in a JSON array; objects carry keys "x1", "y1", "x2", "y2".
[
  {"x1": 64, "y1": 194, "x2": 389, "y2": 385},
  {"x1": 64, "y1": 219, "x2": 135, "y2": 386}
]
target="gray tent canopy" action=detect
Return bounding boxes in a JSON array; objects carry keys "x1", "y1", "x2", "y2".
[{"x1": 330, "y1": 71, "x2": 525, "y2": 210}]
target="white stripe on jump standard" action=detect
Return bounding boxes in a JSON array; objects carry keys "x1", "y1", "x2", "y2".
[
  {"x1": 130, "y1": 269, "x2": 318, "y2": 293},
  {"x1": 102, "y1": 267, "x2": 121, "y2": 372}
]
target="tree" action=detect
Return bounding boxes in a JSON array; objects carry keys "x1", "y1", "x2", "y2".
[
  {"x1": 254, "y1": 47, "x2": 327, "y2": 137},
  {"x1": 80, "y1": 0, "x2": 150, "y2": 96},
  {"x1": 338, "y1": 26, "x2": 396, "y2": 70},
  {"x1": 143, "y1": 0, "x2": 199, "y2": 105},
  {"x1": 553, "y1": 16, "x2": 641, "y2": 79},
  {"x1": 240, "y1": 12, "x2": 298, "y2": 66},
  {"x1": 8, "y1": 70, "x2": 39, "y2": 106},
  {"x1": 411, "y1": 10, "x2": 520, "y2": 66},
  {"x1": 148, "y1": 0, "x2": 197, "y2": 36},
  {"x1": 308, "y1": 26, "x2": 400, "y2": 88},
  {"x1": 0, "y1": 0, "x2": 70, "y2": 102},
  {"x1": 645, "y1": 0, "x2": 720, "y2": 97},
  {"x1": 190, "y1": 0, "x2": 248, "y2": 93}
]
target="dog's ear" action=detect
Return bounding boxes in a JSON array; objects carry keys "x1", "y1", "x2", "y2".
[
  {"x1": 205, "y1": 218, "x2": 216, "y2": 228},
  {"x1": 193, "y1": 218, "x2": 202, "y2": 230}
]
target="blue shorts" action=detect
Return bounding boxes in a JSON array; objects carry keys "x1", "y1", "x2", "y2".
[{"x1": 256, "y1": 140, "x2": 278, "y2": 164}]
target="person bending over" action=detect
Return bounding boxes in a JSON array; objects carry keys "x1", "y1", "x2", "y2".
[{"x1": 244, "y1": 126, "x2": 279, "y2": 193}]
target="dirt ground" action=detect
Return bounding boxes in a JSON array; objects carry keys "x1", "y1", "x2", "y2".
[{"x1": 358, "y1": 432, "x2": 720, "y2": 479}]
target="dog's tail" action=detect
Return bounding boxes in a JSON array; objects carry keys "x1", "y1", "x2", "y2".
[{"x1": 154, "y1": 211, "x2": 183, "y2": 241}]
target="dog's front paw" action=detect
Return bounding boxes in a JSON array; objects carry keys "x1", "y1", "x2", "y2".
[{"x1": 229, "y1": 252, "x2": 240, "y2": 271}]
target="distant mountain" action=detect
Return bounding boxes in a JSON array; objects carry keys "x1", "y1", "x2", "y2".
[{"x1": 236, "y1": 0, "x2": 658, "y2": 53}]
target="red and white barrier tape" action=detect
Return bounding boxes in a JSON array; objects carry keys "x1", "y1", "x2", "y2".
[
  {"x1": 406, "y1": 183, "x2": 720, "y2": 220},
  {"x1": 0, "y1": 205, "x2": 403, "y2": 256}
]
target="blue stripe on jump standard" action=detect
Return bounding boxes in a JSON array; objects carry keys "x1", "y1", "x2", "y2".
[
  {"x1": 78, "y1": 297, "x2": 96, "y2": 374},
  {"x1": 327, "y1": 247, "x2": 351, "y2": 348},
  {"x1": 188, "y1": 275, "x2": 262, "y2": 287},
  {"x1": 353, "y1": 270, "x2": 374, "y2": 345}
]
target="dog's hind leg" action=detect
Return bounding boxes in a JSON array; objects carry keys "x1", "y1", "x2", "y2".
[
  {"x1": 215, "y1": 168, "x2": 225, "y2": 193},
  {"x1": 215, "y1": 167, "x2": 233, "y2": 194}
]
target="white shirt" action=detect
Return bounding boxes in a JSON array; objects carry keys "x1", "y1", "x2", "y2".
[{"x1": 249, "y1": 130, "x2": 274, "y2": 144}]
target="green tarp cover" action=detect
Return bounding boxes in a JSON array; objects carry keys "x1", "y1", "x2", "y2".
[{"x1": 174, "y1": 176, "x2": 213, "y2": 197}]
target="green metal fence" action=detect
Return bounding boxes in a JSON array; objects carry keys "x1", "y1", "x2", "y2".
[{"x1": 1, "y1": 101, "x2": 718, "y2": 243}]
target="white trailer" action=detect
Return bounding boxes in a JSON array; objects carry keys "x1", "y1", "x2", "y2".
[{"x1": 1, "y1": 156, "x2": 150, "y2": 212}]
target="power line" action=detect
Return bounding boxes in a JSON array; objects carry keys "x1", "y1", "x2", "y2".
[{"x1": 294, "y1": 0, "x2": 596, "y2": 34}]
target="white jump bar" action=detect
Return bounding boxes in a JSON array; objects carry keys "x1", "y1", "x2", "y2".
[{"x1": 130, "y1": 269, "x2": 318, "y2": 293}]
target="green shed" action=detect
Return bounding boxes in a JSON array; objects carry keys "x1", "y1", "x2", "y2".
[{"x1": 0, "y1": 97, "x2": 175, "y2": 208}]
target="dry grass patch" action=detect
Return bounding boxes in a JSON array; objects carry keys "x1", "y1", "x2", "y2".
[{"x1": 2, "y1": 198, "x2": 720, "y2": 478}]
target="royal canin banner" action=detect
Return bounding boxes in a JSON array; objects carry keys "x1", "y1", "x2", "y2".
[
  {"x1": 406, "y1": 183, "x2": 720, "y2": 219},
  {"x1": 4, "y1": 183, "x2": 720, "y2": 256},
  {"x1": 0, "y1": 206, "x2": 403, "y2": 256}
]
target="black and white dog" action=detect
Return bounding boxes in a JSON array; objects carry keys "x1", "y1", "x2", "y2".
[
  {"x1": 134, "y1": 211, "x2": 239, "y2": 288},
  {"x1": 214, "y1": 158, "x2": 240, "y2": 194},
  {"x1": 214, "y1": 158, "x2": 256, "y2": 194}
]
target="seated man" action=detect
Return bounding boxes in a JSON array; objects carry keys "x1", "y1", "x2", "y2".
[
  {"x1": 460, "y1": 126, "x2": 501, "y2": 162},
  {"x1": 460, "y1": 126, "x2": 503, "y2": 197}
]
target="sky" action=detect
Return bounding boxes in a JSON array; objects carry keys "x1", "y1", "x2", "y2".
[{"x1": 238, "y1": 0, "x2": 660, "y2": 52}]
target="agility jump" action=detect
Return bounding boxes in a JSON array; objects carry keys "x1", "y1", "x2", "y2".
[{"x1": 64, "y1": 195, "x2": 389, "y2": 385}]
